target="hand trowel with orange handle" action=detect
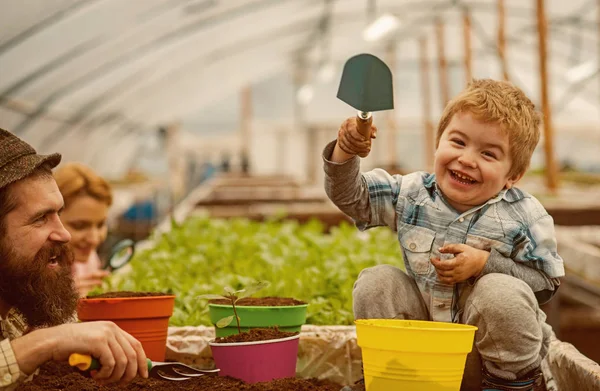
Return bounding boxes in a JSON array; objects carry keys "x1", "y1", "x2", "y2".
[
  {"x1": 336, "y1": 53, "x2": 394, "y2": 153},
  {"x1": 69, "y1": 353, "x2": 219, "y2": 381}
]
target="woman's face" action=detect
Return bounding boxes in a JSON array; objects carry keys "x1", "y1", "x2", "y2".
[{"x1": 60, "y1": 195, "x2": 109, "y2": 263}]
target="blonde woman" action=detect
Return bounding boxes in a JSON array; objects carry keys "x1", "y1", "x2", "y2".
[{"x1": 54, "y1": 163, "x2": 112, "y2": 296}]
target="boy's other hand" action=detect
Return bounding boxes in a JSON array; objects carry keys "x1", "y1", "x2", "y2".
[
  {"x1": 337, "y1": 117, "x2": 377, "y2": 158},
  {"x1": 430, "y1": 244, "x2": 490, "y2": 284}
]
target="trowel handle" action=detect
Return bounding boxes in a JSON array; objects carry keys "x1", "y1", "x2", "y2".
[
  {"x1": 69, "y1": 353, "x2": 152, "y2": 373},
  {"x1": 356, "y1": 112, "x2": 373, "y2": 139}
]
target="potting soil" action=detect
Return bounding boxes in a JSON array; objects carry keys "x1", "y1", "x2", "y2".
[
  {"x1": 15, "y1": 361, "x2": 342, "y2": 391},
  {"x1": 87, "y1": 291, "x2": 171, "y2": 299},
  {"x1": 209, "y1": 297, "x2": 306, "y2": 306},
  {"x1": 214, "y1": 327, "x2": 298, "y2": 343}
]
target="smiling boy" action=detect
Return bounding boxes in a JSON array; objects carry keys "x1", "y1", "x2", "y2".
[{"x1": 324, "y1": 79, "x2": 564, "y2": 391}]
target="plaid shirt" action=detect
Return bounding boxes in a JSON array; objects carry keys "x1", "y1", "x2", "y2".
[
  {"x1": 323, "y1": 141, "x2": 564, "y2": 322},
  {"x1": 0, "y1": 308, "x2": 29, "y2": 390}
]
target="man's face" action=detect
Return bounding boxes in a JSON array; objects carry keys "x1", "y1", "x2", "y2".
[
  {"x1": 434, "y1": 111, "x2": 520, "y2": 213},
  {"x1": 0, "y1": 175, "x2": 78, "y2": 328}
]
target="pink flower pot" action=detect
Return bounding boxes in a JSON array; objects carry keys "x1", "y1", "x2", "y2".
[{"x1": 209, "y1": 334, "x2": 300, "y2": 383}]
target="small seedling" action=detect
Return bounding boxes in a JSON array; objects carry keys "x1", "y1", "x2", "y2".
[{"x1": 198, "y1": 281, "x2": 270, "y2": 334}]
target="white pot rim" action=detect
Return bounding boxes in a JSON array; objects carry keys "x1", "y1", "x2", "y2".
[{"x1": 208, "y1": 333, "x2": 300, "y2": 347}]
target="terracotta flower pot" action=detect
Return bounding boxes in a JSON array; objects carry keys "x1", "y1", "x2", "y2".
[{"x1": 77, "y1": 295, "x2": 175, "y2": 361}]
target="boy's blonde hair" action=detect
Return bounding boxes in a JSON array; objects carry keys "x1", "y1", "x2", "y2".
[
  {"x1": 435, "y1": 79, "x2": 541, "y2": 178},
  {"x1": 54, "y1": 162, "x2": 113, "y2": 207}
]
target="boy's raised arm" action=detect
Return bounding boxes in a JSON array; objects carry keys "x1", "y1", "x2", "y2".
[
  {"x1": 323, "y1": 117, "x2": 400, "y2": 231},
  {"x1": 323, "y1": 140, "x2": 372, "y2": 225}
]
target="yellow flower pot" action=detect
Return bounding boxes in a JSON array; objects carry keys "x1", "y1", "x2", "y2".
[{"x1": 355, "y1": 319, "x2": 477, "y2": 391}]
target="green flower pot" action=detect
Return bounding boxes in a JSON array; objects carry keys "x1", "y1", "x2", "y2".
[{"x1": 208, "y1": 303, "x2": 308, "y2": 337}]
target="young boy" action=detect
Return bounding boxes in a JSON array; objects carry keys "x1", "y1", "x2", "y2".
[{"x1": 324, "y1": 79, "x2": 564, "y2": 391}]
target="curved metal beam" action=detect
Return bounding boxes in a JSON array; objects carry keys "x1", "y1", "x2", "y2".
[
  {"x1": 34, "y1": 69, "x2": 153, "y2": 148},
  {"x1": 11, "y1": 0, "x2": 296, "y2": 135},
  {"x1": 0, "y1": 38, "x2": 102, "y2": 99},
  {"x1": 89, "y1": 127, "x2": 140, "y2": 168},
  {"x1": 553, "y1": 70, "x2": 599, "y2": 114},
  {"x1": 42, "y1": 112, "x2": 141, "y2": 153},
  {"x1": 468, "y1": 15, "x2": 522, "y2": 86},
  {"x1": 0, "y1": 0, "x2": 192, "y2": 100},
  {"x1": 0, "y1": 0, "x2": 99, "y2": 55},
  {"x1": 471, "y1": 17, "x2": 598, "y2": 105},
  {"x1": 389, "y1": 0, "x2": 456, "y2": 42},
  {"x1": 41, "y1": 13, "x2": 318, "y2": 135}
]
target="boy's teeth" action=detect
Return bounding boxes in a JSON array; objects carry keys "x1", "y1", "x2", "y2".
[{"x1": 452, "y1": 170, "x2": 474, "y2": 182}]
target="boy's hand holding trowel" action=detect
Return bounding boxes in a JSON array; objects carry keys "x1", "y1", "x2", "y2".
[
  {"x1": 336, "y1": 116, "x2": 378, "y2": 158},
  {"x1": 332, "y1": 53, "x2": 393, "y2": 162}
]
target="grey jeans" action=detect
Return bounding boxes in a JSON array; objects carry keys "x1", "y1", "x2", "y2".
[{"x1": 353, "y1": 265, "x2": 553, "y2": 390}]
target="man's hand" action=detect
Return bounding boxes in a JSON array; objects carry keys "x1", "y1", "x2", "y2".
[
  {"x1": 335, "y1": 117, "x2": 377, "y2": 158},
  {"x1": 430, "y1": 244, "x2": 490, "y2": 284},
  {"x1": 13, "y1": 321, "x2": 148, "y2": 385},
  {"x1": 51, "y1": 322, "x2": 148, "y2": 384}
]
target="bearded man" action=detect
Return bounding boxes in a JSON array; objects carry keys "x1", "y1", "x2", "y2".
[{"x1": 0, "y1": 128, "x2": 148, "y2": 390}]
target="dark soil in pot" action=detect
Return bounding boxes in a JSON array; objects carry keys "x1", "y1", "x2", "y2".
[
  {"x1": 214, "y1": 328, "x2": 298, "y2": 343},
  {"x1": 15, "y1": 361, "x2": 342, "y2": 391},
  {"x1": 86, "y1": 291, "x2": 171, "y2": 299},
  {"x1": 209, "y1": 297, "x2": 306, "y2": 306}
]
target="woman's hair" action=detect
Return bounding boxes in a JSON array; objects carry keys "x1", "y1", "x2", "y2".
[{"x1": 53, "y1": 162, "x2": 113, "y2": 207}]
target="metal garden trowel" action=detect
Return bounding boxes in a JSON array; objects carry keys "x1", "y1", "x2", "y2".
[
  {"x1": 69, "y1": 353, "x2": 219, "y2": 381},
  {"x1": 337, "y1": 53, "x2": 394, "y2": 141}
]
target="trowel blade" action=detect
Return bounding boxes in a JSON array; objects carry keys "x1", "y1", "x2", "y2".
[{"x1": 337, "y1": 53, "x2": 394, "y2": 113}]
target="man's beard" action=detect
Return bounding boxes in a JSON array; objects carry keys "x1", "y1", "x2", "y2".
[{"x1": 0, "y1": 240, "x2": 79, "y2": 329}]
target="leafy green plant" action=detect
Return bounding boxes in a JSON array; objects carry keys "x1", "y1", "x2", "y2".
[
  {"x1": 101, "y1": 216, "x2": 403, "y2": 326},
  {"x1": 197, "y1": 281, "x2": 270, "y2": 334}
]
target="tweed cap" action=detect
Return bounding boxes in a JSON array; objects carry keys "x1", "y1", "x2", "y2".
[{"x1": 0, "y1": 127, "x2": 61, "y2": 190}]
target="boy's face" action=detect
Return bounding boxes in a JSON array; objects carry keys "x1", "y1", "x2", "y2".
[{"x1": 434, "y1": 111, "x2": 520, "y2": 213}]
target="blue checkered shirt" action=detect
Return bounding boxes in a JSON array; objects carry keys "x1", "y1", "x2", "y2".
[{"x1": 323, "y1": 141, "x2": 564, "y2": 322}]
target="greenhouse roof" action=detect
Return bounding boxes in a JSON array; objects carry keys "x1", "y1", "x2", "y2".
[{"x1": 0, "y1": 0, "x2": 598, "y2": 174}]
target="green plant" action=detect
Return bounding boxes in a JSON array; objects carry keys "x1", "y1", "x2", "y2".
[
  {"x1": 101, "y1": 216, "x2": 402, "y2": 326},
  {"x1": 197, "y1": 281, "x2": 270, "y2": 334}
]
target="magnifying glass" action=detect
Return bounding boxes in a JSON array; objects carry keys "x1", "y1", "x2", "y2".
[{"x1": 104, "y1": 239, "x2": 135, "y2": 272}]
